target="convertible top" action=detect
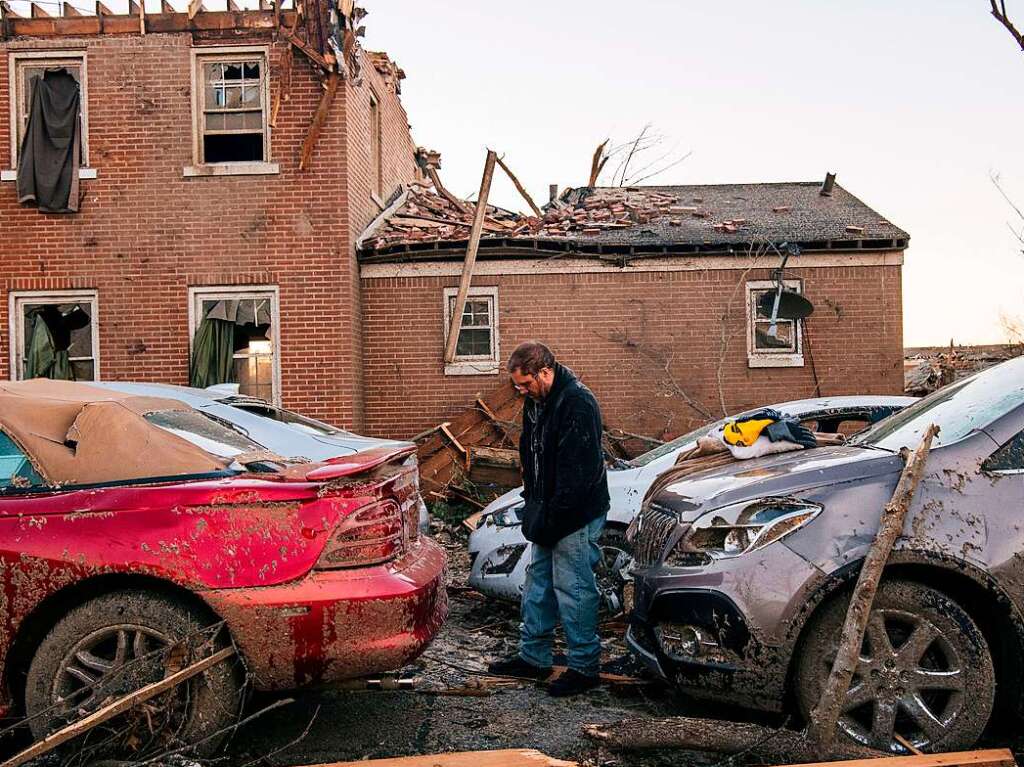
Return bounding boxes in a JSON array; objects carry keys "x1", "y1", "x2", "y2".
[{"x1": 0, "y1": 379, "x2": 228, "y2": 486}]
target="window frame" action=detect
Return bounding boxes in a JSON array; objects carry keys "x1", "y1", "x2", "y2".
[
  {"x1": 7, "y1": 50, "x2": 90, "y2": 172},
  {"x1": 746, "y1": 279, "x2": 804, "y2": 368},
  {"x1": 187, "y1": 46, "x2": 277, "y2": 177},
  {"x1": 187, "y1": 285, "x2": 282, "y2": 406},
  {"x1": 442, "y1": 286, "x2": 500, "y2": 376},
  {"x1": 8, "y1": 289, "x2": 100, "y2": 381}
]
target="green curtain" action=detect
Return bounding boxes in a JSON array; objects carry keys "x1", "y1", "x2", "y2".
[
  {"x1": 24, "y1": 313, "x2": 73, "y2": 380},
  {"x1": 189, "y1": 317, "x2": 236, "y2": 389}
]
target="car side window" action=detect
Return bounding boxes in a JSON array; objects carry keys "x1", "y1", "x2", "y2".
[
  {"x1": 982, "y1": 431, "x2": 1024, "y2": 474},
  {"x1": 0, "y1": 431, "x2": 44, "y2": 489}
]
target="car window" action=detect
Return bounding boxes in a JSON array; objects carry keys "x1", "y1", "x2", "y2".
[
  {"x1": 228, "y1": 402, "x2": 347, "y2": 436},
  {"x1": 813, "y1": 417, "x2": 871, "y2": 436},
  {"x1": 982, "y1": 431, "x2": 1024, "y2": 474},
  {"x1": 145, "y1": 410, "x2": 265, "y2": 458},
  {"x1": 0, "y1": 431, "x2": 43, "y2": 489},
  {"x1": 854, "y1": 362, "x2": 1024, "y2": 451},
  {"x1": 628, "y1": 419, "x2": 726, "y2": 467}
]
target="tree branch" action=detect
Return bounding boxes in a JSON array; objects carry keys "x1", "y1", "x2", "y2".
[{"x1": 990, "y1": 0, "x2": 1024, "y2": 51}]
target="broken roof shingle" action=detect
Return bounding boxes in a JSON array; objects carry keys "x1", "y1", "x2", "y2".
[{"x1": 358, "y1": 181, "x2": 909, "y2": 260}]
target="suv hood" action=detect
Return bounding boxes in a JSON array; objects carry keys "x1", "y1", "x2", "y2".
[{"x1": 654, "y1": 444, "x2": 903, "y2": 520}]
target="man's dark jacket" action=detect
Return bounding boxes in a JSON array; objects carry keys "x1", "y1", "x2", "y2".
[{"x1": 519, "y1": 364, "x2": 610, "y2": 548}]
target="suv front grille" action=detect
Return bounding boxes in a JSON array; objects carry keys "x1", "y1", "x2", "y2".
[{"x1": 631, "y1": 502, "x2": 680, "y2": 567}]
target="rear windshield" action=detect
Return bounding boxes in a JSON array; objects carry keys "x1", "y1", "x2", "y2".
[
  {"x1": 228, "y1": 402, "x2": 348, "y2": 437},
  {"x1": 853, "y1": 359, "x2": 1024, "y2": 451},
  {"x1": 145, "y1": 410, "x2": 264, "y2": 458}
]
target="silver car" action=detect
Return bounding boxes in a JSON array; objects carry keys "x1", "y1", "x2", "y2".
[{"x1": 468, "y1": 396, "x2": 915, "y2": 607}]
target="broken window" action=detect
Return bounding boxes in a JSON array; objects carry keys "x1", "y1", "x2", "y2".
[
  {"x1": 983, "y1": 430, "x2": 1024, "y2": 474},
  {"x1": 189, "y1": 289, "x2": 279, "y2": 403},
  {"x1": 195, "y1": 53, "x2": 268, "y2": 164},
  {"x1": 11, "y1": 53, "x2": 88, "y2": 169},
  {"x1": 0, "y1": 431, "x2": 43, "y2": 490},
  {"x1": 746, "y1": 280, "x2": 804, "y2": 368},
  {"x1": 12, "y1": 292, "x2": 98, "y2": 381},
  {"x1": 369, "y1": 91, "x2": 383, "y2": 198},
  {"x1": 443, "y1": 287, "x2": 500, "y2": 375}
]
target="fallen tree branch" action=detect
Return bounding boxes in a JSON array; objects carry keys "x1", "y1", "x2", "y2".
[
  {"x1": 2, "y1": 646, "x2": 235, "y2": 767},
  {"x1": 807, "y1": 423, "x2": 940, "y2": 749}
]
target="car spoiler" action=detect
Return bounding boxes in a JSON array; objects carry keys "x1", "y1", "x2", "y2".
[{"x1": 303, "y1": 444, "x2": 417, "y2": 482}]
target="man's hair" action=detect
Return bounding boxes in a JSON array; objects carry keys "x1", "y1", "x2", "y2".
[{"x1": 507, "y1": 341, "x2": 556, "y2": 376}]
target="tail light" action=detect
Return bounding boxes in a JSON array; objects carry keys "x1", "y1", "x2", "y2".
[{"x1": 316, "y1": 500, "x2": 404, "y2": 569}]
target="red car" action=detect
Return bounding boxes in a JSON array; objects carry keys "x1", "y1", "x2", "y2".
[{"x1": 0, "y1": 380, "x2": 446, "y2": 752}]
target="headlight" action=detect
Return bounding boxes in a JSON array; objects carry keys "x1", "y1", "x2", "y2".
[
  {"x1": 486, "y1": 502, "x2": 524, "y2": 528},
  {"x1": 670, "y1": 497, "x2": 821, "y2": 562}
]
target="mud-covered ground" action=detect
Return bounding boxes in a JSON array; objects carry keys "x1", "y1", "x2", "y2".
[{"x1": 223, "y1": 525, "x2": 714, "y2": 767}]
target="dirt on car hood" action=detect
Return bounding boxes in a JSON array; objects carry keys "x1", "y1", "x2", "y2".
[{"x1": 653, "y1": 444, "x2": 904, "y2": 520}]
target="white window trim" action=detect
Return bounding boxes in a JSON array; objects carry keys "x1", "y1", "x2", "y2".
[
  {"x1": 187, "y1": 285, "x2": 282, "y2": 406},
  {"x1": 186, "y1": 46, "x2": 275, "y2": 177},
  {"x1": 746, "y1": 279, "x2": 804, "y2": 368},
  {"x1": 369, "y1": 89, "x2": 383, "y2": 205},
  {"x1": 5, "y1": 50, "x2": 94, "y2": 180},
  {"x1": 442, "y1": 286, "x2": 500, "y2": 376},
  {"x1": 9, "y1": 289, "x2": 100, "y2": 381}
]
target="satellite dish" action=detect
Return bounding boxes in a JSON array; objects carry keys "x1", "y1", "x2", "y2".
[{"x1": 757, "y1": 289, "x2": 815, "y2": 321}]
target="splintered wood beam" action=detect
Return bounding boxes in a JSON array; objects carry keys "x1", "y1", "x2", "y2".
[
  {"x1": 425, "y1": 167, "x2": 471, "y2": 215},
  {"x1": 284, "y1": 28, "x2": 329, "y2": 71},
  {"x1": 298, "y1": 72, "x2": 339, "y2": 171},
  {"x1": 7, "y1": 8, "x2": 293, "y2": 34},
  {"x1": 495, "y1": 154, "x2": 542, "y2": 217},
  {"x1": 270, "y1": 41, "x2": 292, "y2": 128},
  {"x1": 138, "y1": 0, "x2": 145, "y2": 34},
  {"x1": 187, "y1": 0, "x2": 202, "y2": 18},
  {"x1": 443, "y1": 149, "x2": 497, "y2": 365}
]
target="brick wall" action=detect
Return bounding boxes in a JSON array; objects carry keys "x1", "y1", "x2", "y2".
[
  {"x1": 0, "y1": 32, "x2": 418, "y2": 428},
  {"x1": 359, "y1": 258, "x2": 905, "y2": 441}
]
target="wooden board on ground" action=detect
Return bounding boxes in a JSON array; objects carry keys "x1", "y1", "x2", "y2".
[
  {"x1": 307, "y1": 749, "x2": 577, "y2": 767},
  {"x1": 773, "y1": 748, "x2": 1017, "y2": 767}
]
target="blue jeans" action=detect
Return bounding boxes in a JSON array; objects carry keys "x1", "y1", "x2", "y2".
[{"x1": 519, "y1": 514, "x2": 605, "y2": 676}]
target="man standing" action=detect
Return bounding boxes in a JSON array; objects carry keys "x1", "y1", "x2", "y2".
[{"x1": 488, "y1": 341, "x2": 610, "y2": 696}]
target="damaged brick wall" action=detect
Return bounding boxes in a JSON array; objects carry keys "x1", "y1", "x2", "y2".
[
  {"x1": 0, "y1": 32, "x2": 419, "y2": 429},
  {"x1": 359, "y1": 260, "x2": 904, "y2": 440}
]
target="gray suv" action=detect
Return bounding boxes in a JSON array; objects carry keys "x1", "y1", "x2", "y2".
[{"x1": 628, "y1": 355, "x2": 1024, "y2": 753}]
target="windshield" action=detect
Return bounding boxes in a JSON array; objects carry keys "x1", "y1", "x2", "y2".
[
  {"x1": 630, "y1": 418, "x2": 727, "y2": 467},
  {"x1": 145, "y1": 410, "x2": 266, "y2": 458},
  {"x1": 853, "y1": 358, "x2": 1024, "y2": 451}
]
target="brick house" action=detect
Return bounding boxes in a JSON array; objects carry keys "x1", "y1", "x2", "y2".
[
  {"x1": 358, "y1": 182, "x2": 909, "y2": 440},
  {"x1": 0, "y1": 2, "x2": 420, "y2": 429}
]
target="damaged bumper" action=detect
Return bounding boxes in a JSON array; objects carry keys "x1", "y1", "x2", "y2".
[
  {"x1": 200, "y1": 538, "x2": 448, "y2": 690},
  {"x1": 467, "y1": 517, "x2": 530, "y2": 601},
  {"x1": 627, "y1": 543, "x2": 820, "y2": 711}
]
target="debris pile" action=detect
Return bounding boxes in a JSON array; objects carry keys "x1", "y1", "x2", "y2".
[{"x1": 904, "y1": 344, "x2": 1022, "y2": 396}]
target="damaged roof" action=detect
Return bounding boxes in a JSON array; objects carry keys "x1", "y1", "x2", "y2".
[
  {"x1": 358, "y1": 181, "x2": 909, "y2": 262},
  {"x1": 0, "y1": 379, "x2": 228, "y2": 487}
]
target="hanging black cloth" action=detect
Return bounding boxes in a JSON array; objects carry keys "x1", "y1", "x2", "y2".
[{"x1": 16, "y1": 69, "x2": 81, "y2": 213}]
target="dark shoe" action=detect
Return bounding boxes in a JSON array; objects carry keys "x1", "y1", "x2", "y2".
[
  {"x1": 487, "y1": 655, "x2": 552, "y2": 680},
  {"x1": 548, "y1": 668, "x2": 601, "y2": 697}
]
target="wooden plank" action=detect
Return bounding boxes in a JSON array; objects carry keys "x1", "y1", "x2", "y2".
[
  {"x1": 138, "y1": 0, "x2": 145, "y2": 35},
  {"x1": 307, "y1": 749, "x2": 578, "y2": 767},
  {"x1": 425, "y1": 166, "x2": 471, "y2": 215},
  {"x1": 440, "y1": 423, "x2": 467, "y2": 457},
  {"x1": 462, "y1": 510, "x2": 485, "y2": 531},
  {"x1": 7, "y1": 8, "x2": 291, "y2": 34},
  {"x1": 0, "y1": 646, "x2": 235, "y2": 767},
  {"x1": 470, "y1": 445, "x2": 519, "y2": 467},
  {"x1": 495, "y1": 154, "x2": 541, "y2": 217},
  {"x1": 270, "y1": 41, "x2": 292, "y2": 128},
  {"x1": 187, "y1": 0, "x2": 202, "y2": 18},
  {"x1": 284, "y1": 27, "x2": 330, "y2": 72},
  {"x1": 772, "y1": 749, "x2": 1017, "y2": 767},
  {"x1": 443, "y1": 149, "x2": 497, "y2": 364},
  {"x1": 298, "y1": 71, "x2": 339, "y2": 171}
]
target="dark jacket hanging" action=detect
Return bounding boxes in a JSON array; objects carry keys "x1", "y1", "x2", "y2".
[{"x1": 16, "y1": 69, "x2": 81, "y2": 214}]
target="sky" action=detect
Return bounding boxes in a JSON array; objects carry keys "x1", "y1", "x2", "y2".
[{"x1": 361, "y1": 0, "x2": 1024, "y2": 347}]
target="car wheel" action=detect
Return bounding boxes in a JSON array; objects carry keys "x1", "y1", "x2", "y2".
[
  {"x1": 25, "y1": 590, "x2": 243, "y2": 757},
  {"x1": 596, "y1": 527, "x2": 632, "y2": 616},
  {"x1": 795, "y1": 579, "x2": 994, "y2": 752}
]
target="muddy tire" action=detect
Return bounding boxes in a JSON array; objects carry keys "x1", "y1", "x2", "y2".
[
  {"x1": 794, "y1": 579, "x2": 994, "y2": 753},
  {"x1": 596, "y1": 526, "x2": 632, "y2": 616},
  {"x1": 25, "y1": 590, "x2": 242, "y2": 757}
]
